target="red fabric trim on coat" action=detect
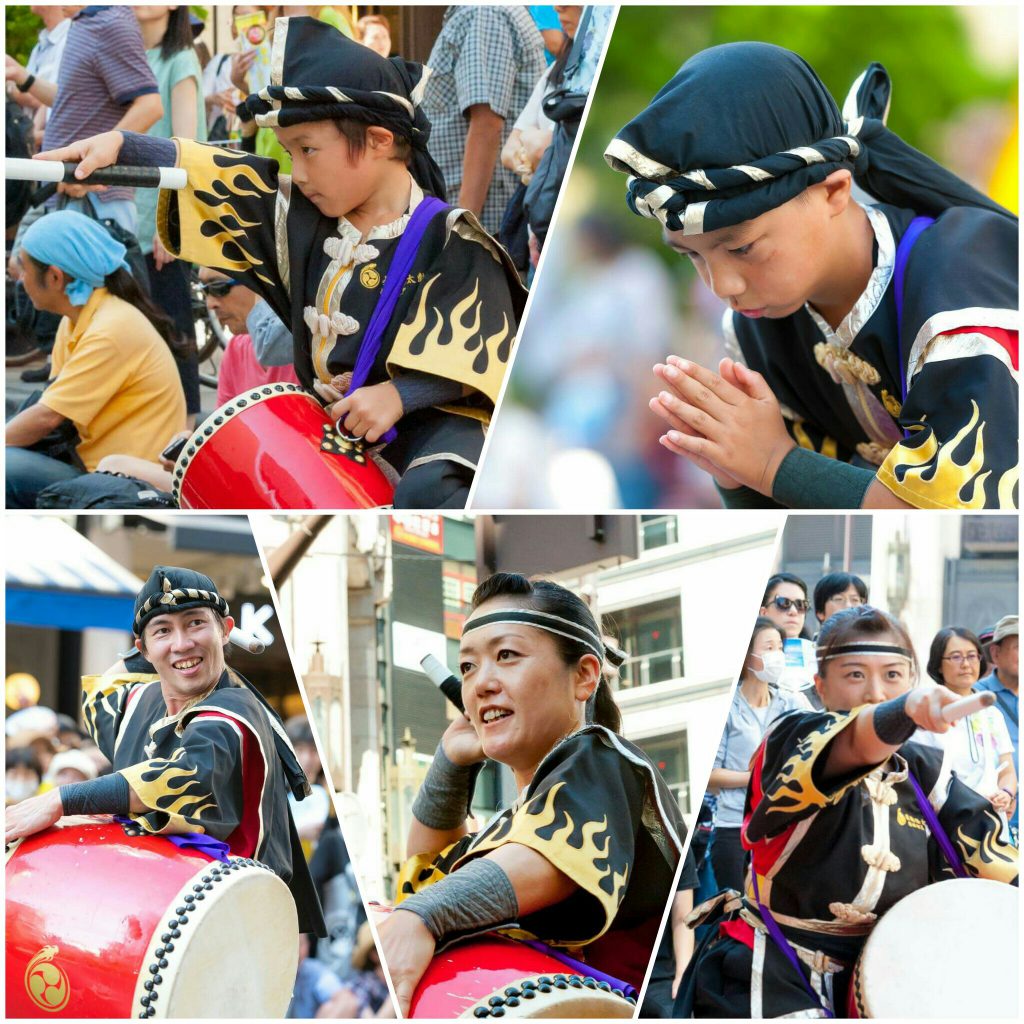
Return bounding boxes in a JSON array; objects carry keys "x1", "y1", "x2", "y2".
[
  {"x1": 741, "y1": 736, "x2": 802, "y2": 883},
  {"x1": 944, "y1": 324, "x2": 1018, "y2": 370},
  {"x1": 721, "y1": 917, "x2": 755, "y2": 951},
  {"x1": 192, "y1": 710, "x2": 265, "y2": 858}
]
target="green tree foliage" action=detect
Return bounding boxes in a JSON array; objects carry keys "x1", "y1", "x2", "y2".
[
  {"x1": 575, "y1": 5, "x2": 1016, "y2": 267},
  {"x1": 5, "y1": 7, "x2": 43, "y2": 67}
]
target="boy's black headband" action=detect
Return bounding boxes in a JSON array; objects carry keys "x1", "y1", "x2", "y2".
[
  {"x1": 237, "y1": 16, "x2": 446, "y2": 197},
  {"x1": 606, "y1": 42, "x2": 1013, "y2": 235}
]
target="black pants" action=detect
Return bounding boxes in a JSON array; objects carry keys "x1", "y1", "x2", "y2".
[
  {"x1": 393, "y1": 457, "x2": 473, "y2": 509},
  {"x1": 382, "y1": 406, "x2": 484, "y2": 510},
  {"x1": 710, "y1": 827, "x2": 747, "y2": 893}
]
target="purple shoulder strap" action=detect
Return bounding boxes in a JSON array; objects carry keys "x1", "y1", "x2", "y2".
[
  {"x1": 893, "y1": 215, "x2": 935, "y2": 404},
  {"x1": 343, "y1": 194, "x2": 448, "y2": 444},
  {"x1": 905, "y1": 766, "x2": 969, "y2": 878}
]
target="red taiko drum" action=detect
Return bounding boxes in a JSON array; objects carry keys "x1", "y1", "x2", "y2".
[
  {"x1": 409, "y1": 934, "x2": 636, "y2": 1019},
  {"x1": 6, "y1": 818, "x2": 298, "y2": 1018},
  {"x1": 172, "y1": 384, "x2": 395, "y2": 509}
]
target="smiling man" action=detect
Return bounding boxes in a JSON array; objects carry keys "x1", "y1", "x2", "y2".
[{"x1": 4, "y1": 565, "x2": 324, "y2": 936}]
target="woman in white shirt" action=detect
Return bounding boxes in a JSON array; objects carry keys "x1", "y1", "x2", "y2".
[{"x1": 925, "y1": 627, "x2": 1016, "y2": 838}]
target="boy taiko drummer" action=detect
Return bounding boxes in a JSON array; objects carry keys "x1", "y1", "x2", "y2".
[
  {"x1": 608, "y1": 43, "x2": 1017, "y2": 510},
  {"x1": 5, "y1": 566, "x2": 325, "y2": 936},
  {"x1": 39, "y1": 17, "x2": 525, "y2": 509}
]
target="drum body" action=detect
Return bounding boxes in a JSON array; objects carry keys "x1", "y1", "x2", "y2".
[
  {"x1": 409, "y1": 934, "x2": 635, "y2": 1019},
  {"x1": 849, "y1": 877, "x2": 1018, "y2": 1018},
  {"x1": 173, "y1": 384, "x2": 394, "y2": 509},
  {"x1": 6, "y1": 819, "x2": 299, "y2": 1019}
]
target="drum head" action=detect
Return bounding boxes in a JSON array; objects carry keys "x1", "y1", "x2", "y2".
[
  {"x1": 404, "y1": 926, "x2": 637, "y2": 1020},
  {"x1": 458, "y1": 974, "x2": 635, "y2": 1018},
  {"x1": 854, "y1": 878, "x2": 1018, "y2": 1018},
  {"x1": 133, "y1": 859, "x2": 299, "y2": 1019}
]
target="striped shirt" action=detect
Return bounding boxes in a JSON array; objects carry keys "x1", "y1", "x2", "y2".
[
  {"x1": 422, "y1": 6, "x2": 546, "y2": 234},
  {"x1": 43, "y1": 7, "x2": 158, "y2": 206},
  {"x1": 27, "y1": 17, "x2": 71, "y2": 90}
]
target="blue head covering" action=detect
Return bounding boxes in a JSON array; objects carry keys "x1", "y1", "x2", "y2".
[{"x1": 21, "y1": 210, "x2": 130, "y2": 307}]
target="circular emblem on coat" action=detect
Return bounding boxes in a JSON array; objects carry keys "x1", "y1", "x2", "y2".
[
  {"x1": 25, "y1": 946, "x2": 71, "y2": 1012},
  {"x1": 360, "y1": 263, "x2": 381, "y2": 289}
]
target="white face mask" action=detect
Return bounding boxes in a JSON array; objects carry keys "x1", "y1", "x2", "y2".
[
  {"x1": 751, "y1": 649, "x2": 786, "y2": 685},
  {"x1": 5, "y1": 778, "x2": 38, "y2": 803}
]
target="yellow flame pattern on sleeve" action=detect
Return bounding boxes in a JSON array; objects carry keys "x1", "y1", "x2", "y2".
[
  {"x1": 387, "y1": 273, "x2": 513, "y2": 409},
  {"x1": 761, "y1": 710, "x2": 874, "y2": 819},
  {"x1": 156, "y1": 139, "x2": 278, "y2": 286},
  {"x1": 80, "y1": 674, "x2": 158, "y2": 753},
  {"x1": 454, "y1": 782, "x2": 630, "y2": 945},
  {"x1": 955, "y1": 808, "x2": 1019, "y2": 884},
  {"x1": 119, "y1": 747, "x2": 218, "y2": 836},
  {"x1": 876, "y1": 401, "x2": 1019, "y2": 509}
]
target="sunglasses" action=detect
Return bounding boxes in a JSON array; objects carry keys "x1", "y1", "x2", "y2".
[
  {"x1": 769, "y1": 596, "x2": 809, "y2": 613},
  {"x1": 202, "y1": 278, "x2": 240, "y2": 298}
]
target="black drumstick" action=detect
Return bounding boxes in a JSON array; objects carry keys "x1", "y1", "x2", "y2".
[
  {"x1": 420, "y1": 654, "x2": 464, "y2": 713},
  {"x1": 6, "y1": 158, "x2": 187, "y2": 190}
]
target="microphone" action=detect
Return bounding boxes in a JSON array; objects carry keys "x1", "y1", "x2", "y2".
[{"x1": 420, "y1": 654, "x2": 464, "y2": 713}]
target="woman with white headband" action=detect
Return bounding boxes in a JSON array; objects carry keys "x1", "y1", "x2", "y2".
[
  {"x1": 677, "y1": 605, "x2": 1017, "y2": 1017},
  {"x1": 376, "y1": 572, "x2": 686, "y2": 1016}
]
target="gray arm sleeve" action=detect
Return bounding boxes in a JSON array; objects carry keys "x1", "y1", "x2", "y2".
[
  {"x1": 119, "y1": 131, "x2": 177, "y2": 168},
  {"x1": 715, "y1": 482, "x2": 786, "y2": 509},
  {"x1": 392, "y1": 372, "x2": 466, "y2": 416},
  {"x1": 246, "y1": 299, "x2": 294, "y2": 367},
  {"x1": 398, "y1": 857, "x2": 519, "y2": 946},
  {"x1": 60, "y1": 772, "x2": 131, "y2": 816},
  {"x1": 411, "y1": 742, "x2": 482, "y2": 830},
  {"x1": 771, "y1": 447, "x2": 875, "y2": 509}
]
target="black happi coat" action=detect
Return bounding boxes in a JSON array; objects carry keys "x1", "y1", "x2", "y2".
[
  {"x1": 681, "y1": 707, "x2": 1018, "y2": 1018},
  {"x1": 397, "y1": 726, "x2": 685, "y2": 989},
  {"x1": 82, "y1": 666, "x2": 324, "y2": 934},
  {"x1": 157, "y1": 141, "x2": 524, "y2": 477},
  {"x1": 725, "y1": 205, "x2": 1017, "y2": 511}
]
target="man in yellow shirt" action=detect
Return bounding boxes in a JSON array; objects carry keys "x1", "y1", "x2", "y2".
[{"x1": 6, "y1": 211, "x2": 186, "y2": 508}]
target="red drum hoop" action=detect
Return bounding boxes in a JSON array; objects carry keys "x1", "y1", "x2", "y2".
[
  {"x1": 848, "y1": 877, "x2": 1018, "y2": 1018},
  {"x1": 409, "y1": 933, "x2": 636, "y2": 1019},
  {"x1": 6, "y1": 819, "x2": 298, "y2": 1018},
  {"x1": 172, "y1": 384, "x2": 395, "y2": 509}
]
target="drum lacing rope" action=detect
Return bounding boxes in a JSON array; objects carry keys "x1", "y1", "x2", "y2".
[{"x1": 136, "y1": 855, "x2": 274, "y2": 1018}]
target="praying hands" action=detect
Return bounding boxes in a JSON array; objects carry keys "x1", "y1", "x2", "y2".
[{"x1": 650, "y1": 355, "x2": 796, "y2": 496}]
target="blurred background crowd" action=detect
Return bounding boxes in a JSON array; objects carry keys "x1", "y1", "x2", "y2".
[{"x1": 473, "y1": 4, "x2": 1019, "y2": 508}]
